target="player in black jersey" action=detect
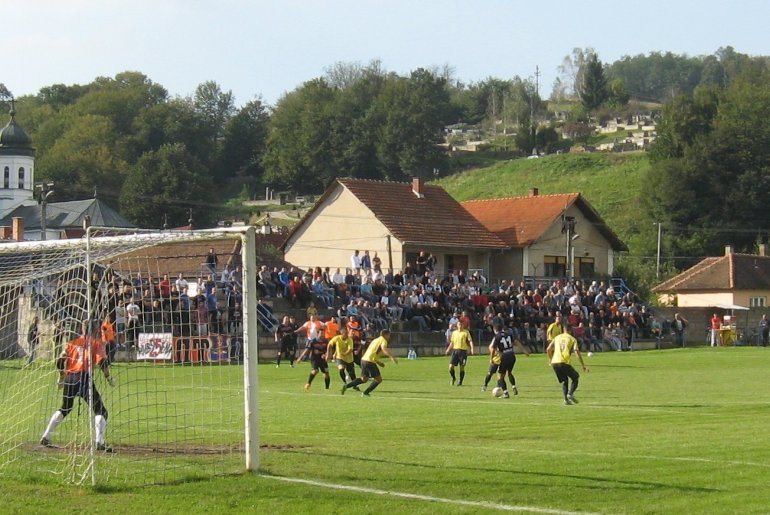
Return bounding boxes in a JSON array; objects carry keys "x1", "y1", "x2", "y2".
[
  {"x1": 274, "y1": 315, "x2": 298, "y2": 367},
  {"x1": 488, "y1": 324, "x2": 518, "y2": 398}
]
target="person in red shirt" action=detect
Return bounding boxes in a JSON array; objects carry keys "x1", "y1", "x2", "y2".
[
  {"x1": 40, "y1": 320, "x2": 116, "y2": 451},
  {"x1": 710, "y1": 313, "x2": 721, "y2": 347}
]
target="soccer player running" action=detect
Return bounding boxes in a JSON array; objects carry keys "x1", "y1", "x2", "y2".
[
  {"x1": 341, "y1": 329, "x2": 397, "y2": 397},
  {"x1": 486, "y1": 324, "x2": 518, "y2": 397},
  {"x1": 445, "y1": 319, "x2": 474, "y2": 386},
  {"x1": 295, "y1": 315, "x2": 330, "y2": 390},
  {"x1": 546, "y1": 323, "x2": 588, "y2": 405},
  {"x1": 326, "y1": 326, "x2": 358, "y2": 385},
  {"x1": 40, "y1": 320, "x2": 116, "y2": 451}
]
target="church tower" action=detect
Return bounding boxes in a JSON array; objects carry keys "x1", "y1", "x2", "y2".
[{"x1": 0, "y1": 105, "x2": 35, "y2": 217}]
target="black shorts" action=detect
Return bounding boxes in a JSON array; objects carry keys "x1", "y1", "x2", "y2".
[
  {"x1": 450, "y1": 349, "x2": 468, "y2": 367},
  {"x1": 360, "y1": 360, "x2": 381, "y2": 379},
  {"x1": 310, "y1": 354, "x2": 328, "y2": 373},
  {"x1": 280, "y1": 342, "x2": 296, "y2": 356},
  {"x1": 552, "y1": 363, "x2": 579, "y2": 383},
  {"x1": 497, "y1": 353, "x2": 516, "y2": 375}
]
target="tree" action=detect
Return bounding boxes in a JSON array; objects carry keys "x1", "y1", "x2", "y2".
[
  {"x1": 36, "y1": 114, "x2": 129, "y2": 202},
  {"x1": 120, "y1": 143, "x2": 216, "y2": 229},
  {"x1": 578, "y1": 53, "x2": 609, "y2": 112},
  {"x1": 608, "y1": 78, "x2": 630, "y2": 108},
  {"x1": 556, "y1": 47, "x2": 595, "y2": 99},
  {"x1": 192, "y1": 80, "x2": 235, "y2": 151},
  {"x1": 217, "y1": 98, "x2": 270, "y2": 180},
  {"x1": 262, "y1": 79, "x2": 338, "y2": 192},
  {"x1": 372, "y1": 69, "x2": 451, "y2": 180},
  {"x1": 644, "y1": 69, "x2": 770, "y2": 262}
]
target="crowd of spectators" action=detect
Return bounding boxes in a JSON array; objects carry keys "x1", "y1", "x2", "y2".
[{"x1": 258, "y1": 249, "x2": 654, "y2": 353}]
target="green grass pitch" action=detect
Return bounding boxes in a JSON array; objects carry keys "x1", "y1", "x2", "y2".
[{"x1": 2, "y1": 347, "x2": 769, "y2": 514}]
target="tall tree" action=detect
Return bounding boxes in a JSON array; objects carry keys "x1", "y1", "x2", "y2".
[
  {"x1": 217, "y1": 98, "x2": 270, "y2": 179},
  {"x1": 192, "y1": 81, "x2": 235, "y2": 148},
  {"x1": 120, "y1": 143, "x2": 216, "y2": 229},
  {"x1": 578, "y1": 53, "x2": 609, "y2": 112}
]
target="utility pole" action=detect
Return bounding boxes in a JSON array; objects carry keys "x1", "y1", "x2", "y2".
[
  {"x1": 530, "y1": 66, "x2": 541, "y2": 156},
  {"x1": 654, "y1": 222, "x2": 662, "y2": 279},
  {"x1": 563, "y1": 215, "x2": 578, "y2": 280},
  {"x1": 35, "y1": 182, "x2": 54, "y2": 241}
]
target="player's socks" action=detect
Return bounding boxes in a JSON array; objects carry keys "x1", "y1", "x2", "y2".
[
  {"x1": 364, "y1": 381, "x2": 380, "y2": 395},
  {"x1": 497, "y1": 379, "x2": 506, "y2": 390},
  {"x1": 324, "y1": 376, "x2": 330, "y2": 389},
  {"x1": 346, "y1": 377, "x2": 363, "y2": 389},
  {"x1": 307, "y1": 374, "x2": 315, "y2": 385},
  {"x1": 42, "y1": 410, "x2": 64, "y2": 441},
  {"x1": 458, "y1": 371, "x2": 465, "y2": 385},
  {"x1": 339, "y1": 370, "x2": 347, "y2": 382},
  {"x1": 449, "y1": 369, "x2": 456, "y2": 385}
]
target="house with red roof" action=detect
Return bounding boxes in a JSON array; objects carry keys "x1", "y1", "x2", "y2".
[
  {"x1": 282, "y1": 179, "x2": 626, "y2": 283},
  {"x1": 462, "y1": 188, "x2": 627, "y2": 280},
  {"x1": 651, "y1": 245, "x2": 770, "y2": 309},
  {"x1": 281, "y1": 178, "x2": 508, "y2": 275}
]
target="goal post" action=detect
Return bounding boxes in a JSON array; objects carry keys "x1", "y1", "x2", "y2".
[{"x1": 0, "y1": 226, "x2": 260, "y2": 486}]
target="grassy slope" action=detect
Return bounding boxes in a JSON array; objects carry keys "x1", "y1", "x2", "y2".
[
  {"x1": 437, "y1": 151, "x2": 651, "y2": 249},
  {"x1": 1, "y1": 349, "x2": 769, "y2": 513}
]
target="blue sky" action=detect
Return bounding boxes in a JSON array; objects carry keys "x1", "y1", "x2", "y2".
[{"x1": 5, "y1": 0, "x2": 768, "y2": 107}]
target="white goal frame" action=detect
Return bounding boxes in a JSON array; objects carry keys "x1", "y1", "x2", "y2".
[{"x1": 0, "y1": 225, "x2": 259, "y2": 485}]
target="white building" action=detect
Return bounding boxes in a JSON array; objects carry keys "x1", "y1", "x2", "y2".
[{"x1": 0, "y1": 107, "x2": 36, "y2": 217}]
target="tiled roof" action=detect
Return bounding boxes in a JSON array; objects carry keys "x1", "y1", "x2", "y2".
[
  {"x1": 461, "y1": 193, "x2": 628, "y2": 250},
  {"x1": 339, "y1": 178, "x2": 507, "y2": 248},
  {"x1": 0, "y1": 198, "x2": 134, "y2": 230},
  {"x1": 652, "y1": 253, "x2": 770, "y2": 292},
  {"x1": 284, "y1": 178, "x2": 507, "y2": 249}
]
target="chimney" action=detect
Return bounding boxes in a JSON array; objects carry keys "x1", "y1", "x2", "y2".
[
  {"x1": 725, "y1": 245, "x2": 733, "y2": 256},
  {"x1": 759, "y1": 244, "x2": 769, "y2": 257},
  {"x1": 0, "y1": 226, "x2": 10, "y2": 239},
  {"x1": 12, "y1": 217, "x2": 24, "y2": 242},
  {"x1": 412, "y1": 177, "x2": 425, "y2": 198},
  {"x1": 529, "y1": 187, "x2": 539, "y2": 197}
]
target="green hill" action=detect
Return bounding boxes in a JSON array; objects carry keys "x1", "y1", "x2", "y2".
[{"x1": 437, "y1": 151, "x2": 651, "y2": 249}]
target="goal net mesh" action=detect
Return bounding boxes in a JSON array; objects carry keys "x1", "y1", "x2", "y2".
[{"x1": 0, "y1": 228, "x2": 255, "y2": 485}]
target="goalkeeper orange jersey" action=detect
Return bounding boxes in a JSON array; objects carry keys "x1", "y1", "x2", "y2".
[{"x1": 64, "y1": 336, "x2": 107, "y2": 374}]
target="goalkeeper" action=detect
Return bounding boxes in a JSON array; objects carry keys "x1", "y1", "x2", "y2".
[{"x1": 40, "y1": 320, "x2": 116, "y2": 452}]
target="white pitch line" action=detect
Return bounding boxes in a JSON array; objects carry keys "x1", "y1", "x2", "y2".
[{"x1": 260, "y1": 474, "x2": 598, "y2": 514}]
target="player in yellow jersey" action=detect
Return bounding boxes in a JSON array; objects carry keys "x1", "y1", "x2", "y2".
[
  {"x1": 546, "y1": 323, "x2": 588, "y2": 405},
  {"x1": 546, "y1": 312, "x2": 563, "y2": 346},
  {"x1": 326, "y1": 326, "x2": 357, "y2": 385},
  {"x1": 445, "y1": 319, "x2": 474, "y2": 386},
  {"x1": 341, "y1": 329, "x2": 397, "y2": 397}
]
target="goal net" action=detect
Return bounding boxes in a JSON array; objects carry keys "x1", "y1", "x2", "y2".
[{"x1": 0, "y1": 227, "x2": 259, "y2": 486}]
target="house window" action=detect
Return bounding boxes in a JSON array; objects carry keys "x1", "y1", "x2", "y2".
[
  {"x1": 576, "y1": 257, "x2": 595, "y2": 278},
  {"x1": 544, "y1": 255, "x2": 567, "y2": 277},
  {"x1": 750, "y1": 297, "x2": 766, "y2": 308},
  {"x1": 18, "y1": 167, "x2": 25, "y2": 189},
  {"x1": 3, "y1": 167, "x2": 8, "y2": 188}
]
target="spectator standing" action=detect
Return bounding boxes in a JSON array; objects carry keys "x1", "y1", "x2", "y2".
[
  {"x1": 710, "y1": 313, "x2": 721, "y2": 347},
  {"x1": 672, "y1": 313, "x2": 688, "y2": 347},
  {"x1": 206, "y1": 247, "x2": 218, "y2": 275},
  {"x1": 760, "y1": 314, "x2": 770, "y2": 347}
]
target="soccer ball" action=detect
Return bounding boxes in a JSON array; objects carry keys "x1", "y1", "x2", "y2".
[
  {"x1": 587, "y1": 352, "x2": 594, "y2": 357},
  {"x1": 491, "y1": 387, "x2": 504, "y2": 398}
]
